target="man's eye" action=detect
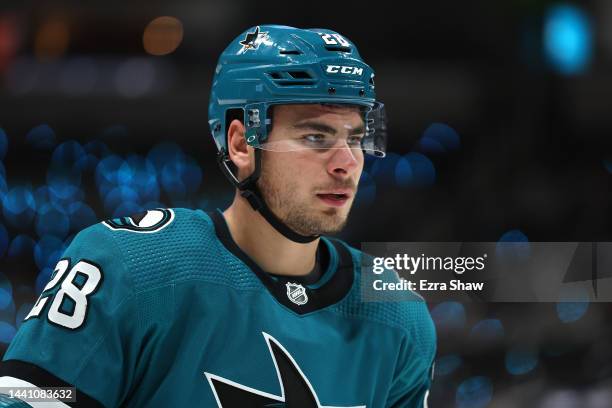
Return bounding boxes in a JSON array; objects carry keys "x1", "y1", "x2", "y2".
[
  {"x1": 303, "y1": 134, "x2": 328, "y2": 144},
  {"x1": 348, "y1": 135, "x2": 364, "y2": 146}
]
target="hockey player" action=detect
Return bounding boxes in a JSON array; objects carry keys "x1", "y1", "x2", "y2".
[{"x1": 0, "y1": 25, "x2": 436, "y2": 407}]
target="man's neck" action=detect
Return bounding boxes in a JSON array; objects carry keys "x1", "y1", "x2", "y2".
[{"x1": 222, "y1": 196, "x2": 319, "y2": 277}]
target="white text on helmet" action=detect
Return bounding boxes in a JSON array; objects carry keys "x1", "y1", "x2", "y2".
[{"x1": 325, "y1": 65, "x2": 364, "y2": 76}]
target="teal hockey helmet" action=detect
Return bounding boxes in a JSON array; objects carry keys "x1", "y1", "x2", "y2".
[{"x1": 208, "y1": 24, "x2": 387, "y2": 159}]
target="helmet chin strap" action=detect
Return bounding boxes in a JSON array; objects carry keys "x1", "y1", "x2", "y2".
[{"x1": 217, "y1": 148, "x2": 319, "y2": 244}]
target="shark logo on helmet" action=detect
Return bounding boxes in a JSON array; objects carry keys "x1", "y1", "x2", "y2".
[{"x1": 239, "y1": 26, "x2": 268, "y2": 53}]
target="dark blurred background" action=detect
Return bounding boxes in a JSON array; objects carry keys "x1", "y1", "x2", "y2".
[{"x1": 0, "y1": 1, "x2": 611, "y2": 407}]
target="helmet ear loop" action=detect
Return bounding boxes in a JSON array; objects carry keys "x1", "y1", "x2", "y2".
[
  {"x1": 218, "y1": 146, "x2": 318, "y2": 243},
  {"x1": 238, "y1": 149, "x2": 265, "y2": 211},
  {"x1": 216, "y1": 146, "x2": 265, "y2": 211}
]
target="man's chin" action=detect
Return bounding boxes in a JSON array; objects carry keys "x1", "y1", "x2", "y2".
[
  {"x1": 272, "y1": 202, "x2": 352, "y2": 236},
  {"x1": 301, "y1": 212, "x2": 349, "y2": 236}
]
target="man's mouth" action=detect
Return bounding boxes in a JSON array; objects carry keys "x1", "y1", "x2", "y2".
[{"x1": 316, "y1": 191, "x2": 352, "y2": 207}]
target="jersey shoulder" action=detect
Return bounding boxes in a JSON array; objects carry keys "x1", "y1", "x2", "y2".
[
  {"x1": 95, "y1": 207, "x2": 260, "y2": 292},
  {"x1": 331, "y1": 241, "x2": 436, "y2": 359}
]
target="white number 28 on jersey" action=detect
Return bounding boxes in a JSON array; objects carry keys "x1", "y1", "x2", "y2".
[{"x1": 25, "y1": 259, "x2": 103, "y2": 330}]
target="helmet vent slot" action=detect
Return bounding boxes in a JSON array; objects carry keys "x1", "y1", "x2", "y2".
[
  {"x1": 279, "y1": 49, "x2": 302, "y2": 55},
  {"x1": 267, "y1": 70, "x2": 316, "y2": 86},
  {"x1": 288, "y1": 71, "x2": 312, "y2": 79},
  {"x1": 276, "y1": 81, "x2": 314, "y2": 86},
  {"x1": 325, "y1": 45, "x2": 351, "y2": 52}
]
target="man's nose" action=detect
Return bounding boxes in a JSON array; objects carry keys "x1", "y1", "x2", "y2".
[{"x1": 326, "y1": 145, "x2": 361, "y2": 176}]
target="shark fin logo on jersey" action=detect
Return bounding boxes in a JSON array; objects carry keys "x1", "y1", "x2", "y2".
[
  {"x1": 103, "y1": 209, "x2": 174, "y2": 233},
  {"x1": 286, "y1": 282, "x2": 308, "y2": 306},
  {"x1": 205, "y1": 333, "x2": 365, "y2": 408},
  {"x1": 239, "y1": 26, "x2": 268, "y2": 53}
]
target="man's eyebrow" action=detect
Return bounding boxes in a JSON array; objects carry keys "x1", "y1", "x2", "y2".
[{"x1": 292, "y1": 121, "x2": 365, "y2": 135}]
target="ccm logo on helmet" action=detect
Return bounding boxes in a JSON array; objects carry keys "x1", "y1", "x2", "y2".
[{"x1": 325, "y1": 65, "x2": 364, "y2": 76}]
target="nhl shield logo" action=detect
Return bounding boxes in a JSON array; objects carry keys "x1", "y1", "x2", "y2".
[{"x1": 285, "y1": 282, "x2": 308, "y2": 306}]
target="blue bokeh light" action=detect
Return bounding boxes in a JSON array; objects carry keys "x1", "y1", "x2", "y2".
[
  {"x1": 496, "y1": 229, "x2": 530, "y2": 261},
  {"x1": 113, "y1": 202, "x2": 144, "y2": 218},
  {"x1": 49, "y1": 186, "x2": 85, "y2": 214},
  {"x1": 0, "y1": 224, "x2": 8, "y2": 258},
  {"x1": 557, "y1": 284, "x2": 590, "y2": 323},
  {"x1": 0, "y1": 299, "x2": 15, "y2": 324},
  {"x1": 79, "y1": 141, "x2": 112, "y2": 172},
  {"x1": 47, "y1": 162, "x2": 82, "y2": 201},
  {"x1": 2, "y1": 186, "x2": 36, "y2": 229},
  {"x1": 51, "y1": 141, "x2": 86, "y2": 168},
  {"x1": 96, "y1": 154, "x2": 125, "y2": 185},
  {"x1": 3, "y1": 186, "x2": 36, "y2": 214},
  {"x1": 0, "y1": 274, "x2": 13, "y2": 310},
  {"x1": 435, "y1": 354, "x2": 463, "y2": 376},
  {"x1": 161, "y1": 157, "x2": 203, "y2": 199},
  {"x1": 33, "y1": 185, "x2": 52, "y2": 211},
  {"x1": 35, "y1": 267, "x2": 53, "y2": 295},
  {"x1": 26, "y1": 124, "x2": 56, "y2": 150},
  {"x1": 35, "y1": 204, "x2": 70, "y2": 239},
  {"x1": 68, "y1": 202, "x2": 98, "y2": 232},
  {"x1": 0, "y1": 321, "x2": 16, "y2": 344},
  {"x1": 7, "y1": 234, "x2": 36, "y2": 258},
  {"x1": 370, "y1": 152, "x2": 401, "y2": 186},
  {"x1": 95, "y1": 154, "x2": 126, "y2": 198},
  {"x1": 556, "y1": 300, "x2": 589, "y2": 323},
  {"x1": 84, "y1": 140, "x2": 111, "y2": 158},
  {"x1": 34, "y1": 236, "x2": 66, "y2": 270},
  {"x1": 0, "y1": 174, "x2": 7, "y2": 204},
  {"x1": 417, "y1": 123, "x2": 461, "y2": 153},
  {"x1": 430, "y1": 301, "x2": 466, "y2": 332},
  {"x1": 394, "y1": 157, "x2": 413, "y2": 187},
  {"x1": 544, "y1": 5, "x2": 592, "y2": 75},
  {"x1": 104, "y1": 186, "x2": 140, "y2": 215},
  {"x1": 505, "y1": 346, "x2": 538, "y2": 375},
  {"x1": 147, "y1": 142, "x2": 186, "y2": 172},
  {"x1": 118, "y1": 155, "x2": 160, "y2": 203},
  {"x1": 0, "y1": 128, "x2": 7, "y2": 159},
  {"x1": 78, "y1": 153, "x2": 101, "y2": 173},
  {"x1": 470, "y1": 319, "x2": 505, "y2": 342},
  {"x1": 355, "y1": 171, "x2": 377, "y2": 208},
  {"x1": 456, "y1": 376, "x2": 493, "y2": 408},
  {"x1": 395, "y1": 153, "x2": 436, "y2": 188}
]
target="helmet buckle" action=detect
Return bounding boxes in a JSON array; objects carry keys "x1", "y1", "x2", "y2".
[{"x1": 247, "y1": 109, "x2": 261, "y2": 128}]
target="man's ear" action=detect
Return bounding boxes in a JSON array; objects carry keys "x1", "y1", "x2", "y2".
[{"x1": 227, "y1": 119, "x2": 254, "y2": 178}]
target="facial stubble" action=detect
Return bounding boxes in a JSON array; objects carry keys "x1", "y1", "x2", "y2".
[{"x1": 257, "y1": 154, "x2": 352, "y2": 236}]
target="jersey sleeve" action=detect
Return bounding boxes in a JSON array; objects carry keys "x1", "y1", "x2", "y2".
[
  {"x1": 0, "y1": 223, "x2": 140, "y2": 408},
  {"x1": 386, "y1": 301, "x2": 437, "y2": 408}
]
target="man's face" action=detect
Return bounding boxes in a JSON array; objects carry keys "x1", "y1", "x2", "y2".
[{"x1": 257, "y1": 104, "x2": 365, "y2": 236}]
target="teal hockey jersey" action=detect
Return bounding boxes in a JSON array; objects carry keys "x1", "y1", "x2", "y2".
[{"x1": 0, "y1": 208, "x2": 436, "y2": 407}]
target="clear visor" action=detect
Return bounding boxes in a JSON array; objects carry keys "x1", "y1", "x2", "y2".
[{"x1": 251, "y1": 102, "x2": 387, "y2": 157}]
